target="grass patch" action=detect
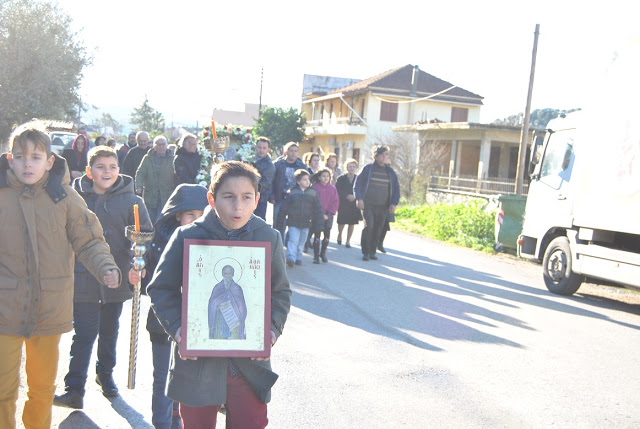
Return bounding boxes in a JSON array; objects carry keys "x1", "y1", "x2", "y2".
[{"x1": 394, "y1": 200, "x2": 496, "y2": 252}]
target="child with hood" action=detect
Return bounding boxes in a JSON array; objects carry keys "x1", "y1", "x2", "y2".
[{"x1": 130, "y1": 184, "x2": 209, "y2": 429}]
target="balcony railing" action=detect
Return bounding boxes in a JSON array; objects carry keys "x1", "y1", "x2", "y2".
[
  {"x1": 305, "y1": 116, "x2": 365, "y2": 127},
  {"x1": 428, "y1": 174, "x2": 529, "y2": 196}
]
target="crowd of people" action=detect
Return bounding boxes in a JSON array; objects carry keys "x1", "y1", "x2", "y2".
[{"x1": 0, "y1": 121, "x2": 399, "y2": 429}]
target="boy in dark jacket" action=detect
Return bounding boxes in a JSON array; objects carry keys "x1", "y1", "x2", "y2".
[
  {"x1": 129, "y1": 183, "x2": 208, "y2": 429},
  {"x1": 276, "y1": 169, "x2": 323, "y2": 266},
  {"x1": 54, "y1": 147, "x2": 152, "y2": 409},
  {"x1": 147, "y1": 161, "x2": 291, "y2": 428}
]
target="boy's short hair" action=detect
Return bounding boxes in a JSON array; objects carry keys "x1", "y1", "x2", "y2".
[
  {"x1": 293, "y1": 169, "x2": 310, "y2": 182},
  {"x1": 10, "y1": 122, "x2": 52, "y2": 156},
  {"x1": 87, "y1": 146, "x2": 118, "y2": 167},
  {"x1": 209, "y1": 161, "x2": 261, "y2": 199},
  {"x1": 255, "y1": 136, "x2": 270, "y2": 146},
  {"x1": 283, "y1": 142, "x2": 298, "y2": 154}
]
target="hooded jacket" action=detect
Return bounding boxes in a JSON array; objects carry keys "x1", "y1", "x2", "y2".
[
  {"x1": 142, "y1": 184, "x2": 208, "y2": 342},
  {"x1": 71, "y1": 173, "x2": 152, "y2": 303},
  {"x1": 0, "y1": 153, "x2": 120, "y2": 338},
  {"x1": 135, "y1": 149, "x2": 176, "y2": 210},
  {"x1": 147, "y1": 208, "x2": 291, "y2": 406}
]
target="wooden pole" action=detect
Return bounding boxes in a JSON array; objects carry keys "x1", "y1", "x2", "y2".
[
  {"x1": 259, "y1": 66, "x2": 264, "y2": 117},
  {"x1": 515, "y1": 24, "x2": 540, "y2": 196}
]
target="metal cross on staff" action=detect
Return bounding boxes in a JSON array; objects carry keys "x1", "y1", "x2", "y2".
[{"x1": 125, "y1": 225, "x2": 154, "y2": 389}]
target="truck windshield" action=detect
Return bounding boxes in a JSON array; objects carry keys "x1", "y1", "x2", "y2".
[{"x1": 540, "y1": 133, "x2": 574, "y2": 179}]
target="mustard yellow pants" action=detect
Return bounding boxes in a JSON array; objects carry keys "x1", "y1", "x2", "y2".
[{"x1": 0, "y1": 334, "x2": 61, "y2": 429}]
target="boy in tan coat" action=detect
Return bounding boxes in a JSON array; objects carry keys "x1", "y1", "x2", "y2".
[{"x1": 0, "y1": 123, "x2": 121, "y2": 429}]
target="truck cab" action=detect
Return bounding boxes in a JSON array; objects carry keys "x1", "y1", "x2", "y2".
[{"x1": 519, "y1": 111, "x2": 640, "y2": 295}]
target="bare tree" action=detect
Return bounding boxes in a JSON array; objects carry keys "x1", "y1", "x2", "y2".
[{"x1": 369, "y1": 131, "x2": 449, "y2": 201}]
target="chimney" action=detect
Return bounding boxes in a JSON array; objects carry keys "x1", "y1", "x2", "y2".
[{"x1": 410, "y1": 65, "x2": 419, "y2": 96}]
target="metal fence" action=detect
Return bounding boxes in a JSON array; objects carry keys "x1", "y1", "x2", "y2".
[{"x1": 428, "y1": 174, "x2": 529, "y2": 196}]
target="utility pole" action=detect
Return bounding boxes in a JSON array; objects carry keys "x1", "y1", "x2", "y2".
[
  {"x1": 515, "y1": 24, "x2": 540, "y2": 196},
  {"x1": 259, "y1": 66, "x2": 264, "y2": 117}
]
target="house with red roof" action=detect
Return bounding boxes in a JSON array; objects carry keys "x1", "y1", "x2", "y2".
[{"x1": 300, "y1": 64, "x2": 483, "y2": 167}]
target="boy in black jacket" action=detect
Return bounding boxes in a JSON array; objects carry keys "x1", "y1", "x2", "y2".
[{"x1": 276, "y1": 169, "x2": 323, "y2": 267}]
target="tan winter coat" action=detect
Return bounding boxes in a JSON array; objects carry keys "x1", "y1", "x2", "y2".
[{"x1": 0, "y1": 153, "x2": 120, "y2": 338}]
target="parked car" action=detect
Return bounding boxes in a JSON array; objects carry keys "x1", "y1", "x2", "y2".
[{"x1": 49, "y1": 131, "x2": 77, "y2": 155}]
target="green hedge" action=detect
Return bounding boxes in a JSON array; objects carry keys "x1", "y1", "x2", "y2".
[{"x1": 395, "y1": 200, "x2": 496, "y2": 251}]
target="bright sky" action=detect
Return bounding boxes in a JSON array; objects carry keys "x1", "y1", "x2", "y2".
[{"x1": 56, "y1": 0, "x2": 636, "y2": 129}]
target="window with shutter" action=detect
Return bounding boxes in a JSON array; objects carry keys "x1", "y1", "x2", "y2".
[
  {"x1": 451, "y1": 107, "x2": 469, "y2": 122},
  {"x1": 380, "y1": 101, "x2": 398, "y2": 122}
]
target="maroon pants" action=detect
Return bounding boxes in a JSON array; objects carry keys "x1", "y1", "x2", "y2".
[{"x1": 179, "y1": 367, "x2": 268, "y2": 429}]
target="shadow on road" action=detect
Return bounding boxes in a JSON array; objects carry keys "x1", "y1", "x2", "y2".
[
  {"x1": 288, "y1": 240, "x2": 640, "y2": 353},
  {"x1": 108, "y1": 396, "x2": 153, "y2": 428},
  {"x1": 58, "y1": 411, "x2": 101, "y2": 428}
]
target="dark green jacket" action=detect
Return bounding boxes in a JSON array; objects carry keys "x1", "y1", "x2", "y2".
[
  {"x1": 135, "y1": 150, "x2": 176, "y2": 209},
  {"x1": 147, "y1": 207, "x2": 291, "y2": 406}
]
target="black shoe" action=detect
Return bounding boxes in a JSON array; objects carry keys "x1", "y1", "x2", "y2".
[
  {"x1": 53, "y1": 390, "x2": 84, "y2": 409},
  {"x1": 345, "y1": 243, "x2": 351, "y2": 248},
  {"x1": 369, "y1": 254, "x2": 378, "y2": 260},
  {"x1": 313, "y1": 257, "x2": 320, "y2": 264},
  {"x1": 377, "y1": 245, "x2": 386, "y2": 253},
  {"x1": 337, "y1": 239, "x2": 342, "y2": 245},
  {"x1": 287, "y1": 259, "x2": 294, "y2": 267},
  {"x1": 362, "y1": 255, "x2": 370, "y2": 261},
  {"x1": 321, "y1": 255, "x2": 328, "y2": 263},
  {"x1": 96, "y1": 373, "x2": 119, "y2": 397}
]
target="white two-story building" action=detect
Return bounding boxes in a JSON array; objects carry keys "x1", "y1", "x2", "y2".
[{"x1": 300, "y1": 64, "x2": 484, "y2": 167}]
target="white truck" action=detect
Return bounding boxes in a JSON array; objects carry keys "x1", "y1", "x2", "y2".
[{"x1": 518, "y1": 108, "x2": 640, "y2": 295}]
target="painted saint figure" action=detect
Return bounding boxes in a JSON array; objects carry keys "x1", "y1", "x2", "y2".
[{"x1": 208, "y1": 265, "x2": 247, "y2": 339}]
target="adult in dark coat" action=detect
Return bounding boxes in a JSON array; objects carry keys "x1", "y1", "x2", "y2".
[
  {"x1": 174, "y1": 134, "x2": 202, "y2": 185},
  {"x1": 253, "y1": 137, "x2": 275, "y2": 220},
  {"x1": 117, "y1": 132, "x2": 137, "y2": 166},
  {"x1": 122, "y1": 131, "x2": 150, "y2": 179},
  {"x1": 353, "y1": 145, "x2": 400, "y2": 261},
  {"x1": 62, "y1": 134, "x2": 89, "y2": 179},
  {"x1": 271, "y1": 142, "x2": 307, "y2": 239},
  {"x1": 336, "y1": 159, "x2": 362, "y2": 248}
]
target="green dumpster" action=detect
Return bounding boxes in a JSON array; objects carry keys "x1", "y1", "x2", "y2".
[{"x1": 494, "y1": 194, "x2": 527, "y2": 252}]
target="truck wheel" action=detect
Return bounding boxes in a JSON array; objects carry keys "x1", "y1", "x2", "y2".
[{"x1": 542, "y1": 236, "x2": 583, "y2": 295}]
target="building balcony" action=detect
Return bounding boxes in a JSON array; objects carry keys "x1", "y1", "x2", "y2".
[{"x1": 304, "y1": 116, "x2": 367, "y2": 136}]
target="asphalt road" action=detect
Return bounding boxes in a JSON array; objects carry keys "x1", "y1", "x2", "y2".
[{"x1": 16, "y1": 222, "x2": 640, "y2": 428}]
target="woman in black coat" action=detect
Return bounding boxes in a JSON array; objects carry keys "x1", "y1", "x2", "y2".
[{"x1": 335, "y1": 159, "x2": 362, "y2": 248}]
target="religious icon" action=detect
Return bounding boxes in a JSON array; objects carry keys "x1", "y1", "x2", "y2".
[{"x1": 181, "y1": 239, "x2": 271, "y2": 358}]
